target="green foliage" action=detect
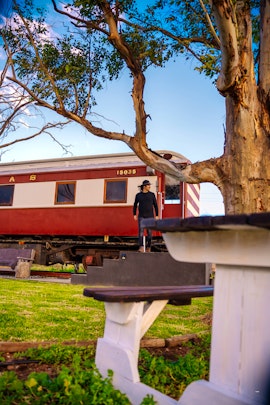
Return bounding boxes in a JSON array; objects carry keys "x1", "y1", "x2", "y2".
[
  {"x1": 0, "y1": 0, "x2": 263, "y2": 129},
  {"x1": 3, "y1": 0, "x2": 118, "y2": 114},
  {"x1": 14, "y1": 344, "x2": 96, "y2": 365},
  {"x1": 0, "y1": 371, "x2": 25, "y2": 404},
  {"x1": 1, "y1": 345, "x2": 131, "y2": 403},
  {"x1": 0, "y1": 362, "x2": 131, "y2": 404},
  {"x1": 1, "y1": 0, "x2": 223, "y2": 114},
  {"x1": 30, "y1": 264, "x2": 85, "y2": 273},
  {"x1": 140, "y1": 394, "x2": 157, "y2": 405},
  {"x1": 139, "y1": 334, "x2": 211, "y2": 399},
  {"x1": 23, "y1": 366, "x2": 130, "y2": 404},
  {"x1": 0, "y1": 337, "x2": 211, "y2": 403},
  {"x1": 0, "y1": 345, "x2": 157, "y2": 404},
  {"x1": 138, "y1": 0, "x2": 222, "y2": 78}
]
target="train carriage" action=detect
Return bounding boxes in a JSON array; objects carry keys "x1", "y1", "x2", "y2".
[{"x1": 0, "y1": 151, "x2": 199, "y2": 265}]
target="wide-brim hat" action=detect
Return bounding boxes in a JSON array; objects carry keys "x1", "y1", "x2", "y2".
[{"x1": 140, "y1": 180, "x2": 151, "y2": 187}]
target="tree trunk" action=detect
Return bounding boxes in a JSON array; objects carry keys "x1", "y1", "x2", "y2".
[
  {"x1": 209, "y1": 1, "x2": 270, "y2": 215},
  {"x1": 219, "y1": 95, "x2": 270, "y2": 214}
]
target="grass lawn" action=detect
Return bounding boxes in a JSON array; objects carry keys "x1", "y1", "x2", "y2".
[
  {"x1": 0, "y1": 278, "x2": 213, "y2": 342},
  {"x1": 0, "y1": 278, "x2": 213, "y2": 404}
]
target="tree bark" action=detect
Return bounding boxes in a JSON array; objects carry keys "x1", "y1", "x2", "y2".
[
  {"x1": 221, "y1": 96, "x2": 270, "y2": 214},
  {"x1": 206, "y1": 0, "x2": 270, "y2": 214}
]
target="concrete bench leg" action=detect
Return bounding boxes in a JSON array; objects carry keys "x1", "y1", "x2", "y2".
[
  {"x1": 95, "y1": 300, "x2": 177, "y2": 405},
  {"x1": 179, "y1": 380, "x2": 255, "y2": 405},
  {"x1": 177, "y1": 264, "x2": 269, "y2": 405}
]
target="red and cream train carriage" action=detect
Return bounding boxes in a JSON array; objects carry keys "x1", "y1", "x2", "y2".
[{"x1": 0, "y1": 151, "x2": 199, "y2": 265}]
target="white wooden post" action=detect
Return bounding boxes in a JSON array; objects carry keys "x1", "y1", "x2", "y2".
[
  {"x1": 95, "y1": 300, "x2": 177, "y2": 405},
  {"x1": 162, "y1": 227, "x2": 270, "y2": 405}
]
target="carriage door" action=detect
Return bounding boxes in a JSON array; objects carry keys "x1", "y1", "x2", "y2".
[{"x1": 162, "y1": 174, "x2": 184, "y2": 218}]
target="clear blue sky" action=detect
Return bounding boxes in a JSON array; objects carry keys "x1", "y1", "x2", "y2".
[{"x1": 0, "y1": 1, "x2": 225, "y2": 215}]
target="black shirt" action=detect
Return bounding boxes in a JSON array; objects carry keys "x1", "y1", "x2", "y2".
[{"x1": 133, "y1": 191, "x2": 158, "y2": 218}]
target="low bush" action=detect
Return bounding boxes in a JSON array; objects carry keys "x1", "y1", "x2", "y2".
[
  {"x1": 0, "y1": 335, "x2": 211, "y2": 403},
  {"x1": 0, "y1": 345, "x2": 158, "y2": 404}
]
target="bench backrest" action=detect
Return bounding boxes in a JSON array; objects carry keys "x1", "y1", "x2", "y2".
[
  {"x1": 0, "y1": 248, "x2": 35, "y2": 269},
  {"x1": 0, "y1": 248, "x2": 34, "y2": 260}
]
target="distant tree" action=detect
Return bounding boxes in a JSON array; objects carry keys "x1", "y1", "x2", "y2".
[
  {"x1": 0, "y1": 73, "x2": 71, "y2": 157},
  {"x1": 1, "y1": 0, "x2": 269, "y2": 214}
]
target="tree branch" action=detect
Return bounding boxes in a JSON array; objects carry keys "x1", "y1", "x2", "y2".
[
  {"x1": 15, "y1": 3, "x2": 65, "y2": 110},
  {"x1": 0, "y1": 121, "x2": 70, "y2": 150},
  {"x1": 118, "y1": 16, "x2": 218, "y2": 65},
  {"x1": 98, "y1": 1, "x2": 148, "y2": 147},
  {"x1": 6, "y1": 76, "x2": 57, "y2": 111},
  {"x1": 0, "y1": 99, "x2": 32, "y2": 137},
  {"x1": 51, "y1": 0, "x2": 109, "y2": 36},
  {"x1": 0, "y1": 34, "x2": 16, "y2": 83},
  {"x1": 199, "y1": 0, "x2": 220, "y2": 47},
  {"x1": 209, "y1": 0, "x2": 240, "y2": 93}
]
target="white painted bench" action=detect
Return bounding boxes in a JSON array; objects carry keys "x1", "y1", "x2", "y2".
[
  {"x1": 82, "y1": 213, "x2": 270, "y2": 404},
  {"x1": 142, "y1": 213, "x2": 270, "y2": 405},
  {"x1": 83, "y1": 285, "x2": 214, "y2": 405},
  {"x1": 83, "y1": 213, "x2": 270, "y2": 405}
]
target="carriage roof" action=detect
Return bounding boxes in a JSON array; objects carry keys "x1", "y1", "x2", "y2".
[{"x1": 0, "y1": 150, "x2": 189, "y2": 175}]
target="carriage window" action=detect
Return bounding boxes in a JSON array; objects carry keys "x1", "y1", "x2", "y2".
[
  {"x1": 165, "y1": 175, "x2": 180, "y2": 204},
  {"x1": 104, "y1": 179, "x2": 127, "y2": 203},
  {"x1": 55, "y1": 182, "x2": 76, "y2": 204},
  {"x1": 0, "y1": 184, "x2": 15, "y2": 206},
  {"x1": 165, "y1": 184, "x2": 180, "y2": 204}
]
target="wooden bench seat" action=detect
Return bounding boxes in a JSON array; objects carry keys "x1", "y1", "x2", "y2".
[
  {"x1": 0, "y1": 248, "x2": 35, "y2": 278},
  {"x1": 84, "y1": 284, "x2": 213, "y2": 303},
  {"x1": 83, "y1": 284, "x2": 214, "y2": 405}
]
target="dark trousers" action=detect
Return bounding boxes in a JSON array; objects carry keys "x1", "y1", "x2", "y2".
[{"x1": 138, "y1": 217, "x2": 152, "y2": 248}]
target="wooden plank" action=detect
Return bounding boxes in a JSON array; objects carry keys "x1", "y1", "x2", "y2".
[
  {"x1": 83, "y1": 285, "x2": 214, "y2": 302},
  {"x1": 248, "y1": 212, "x2": 270, "y2": 228},
  {"x1": 0, "y1": 340, "x2": 96, "y2": 353},
  {"x1": 142, "y1": 213, "x2": 270, "y2": 233},
  {"x1": 165, "y1": 333, "x2": 198, "y2": 347},
  {"x1": 140, "y1": 338, "x2": 165, "y2": 348}
]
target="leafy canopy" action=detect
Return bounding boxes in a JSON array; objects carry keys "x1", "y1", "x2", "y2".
[{"x1": 2, "y1": 0, "x2": 261, "y2": 118}]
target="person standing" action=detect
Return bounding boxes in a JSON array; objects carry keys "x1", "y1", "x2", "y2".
[{"x1": 133, "y1": 180, "x2": 159, "y2": 252}]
